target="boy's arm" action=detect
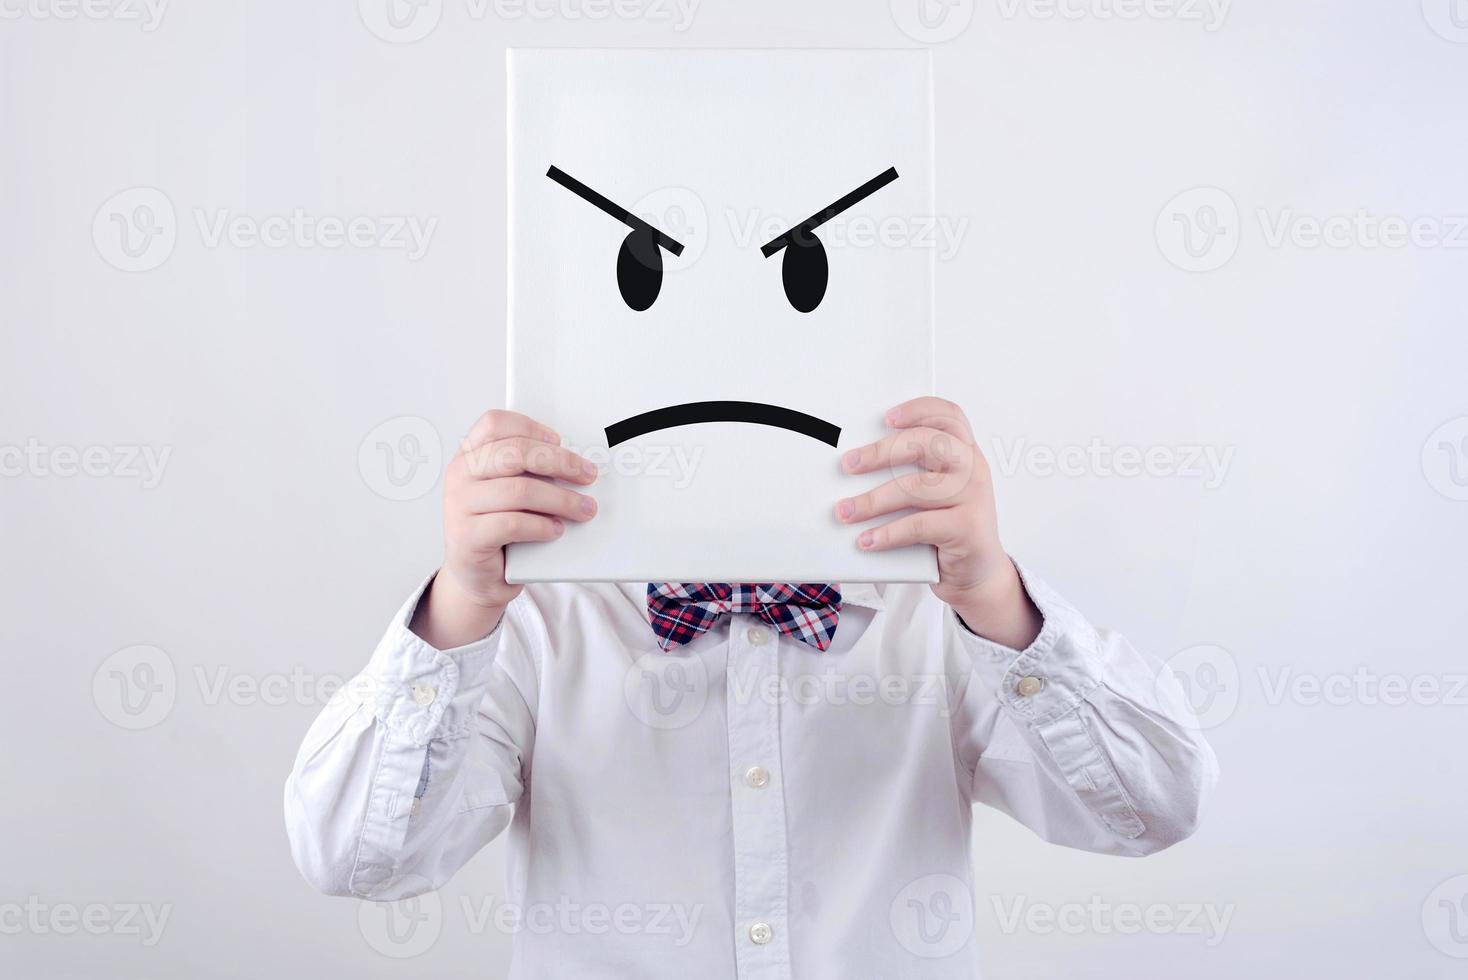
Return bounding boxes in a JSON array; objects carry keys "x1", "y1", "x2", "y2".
[
  {"x1": 284, "y1": 409, "x2": 597, "y2": 898},
  {"x1": 840, "y1": 396, "x2": 1216, "y2": 854},
  {"x1": 945, "y1": 566, "x2": 1218, "y2": 855},
  {"x1": 283, "y1": 576, "x2": 539, "y2": 899}
]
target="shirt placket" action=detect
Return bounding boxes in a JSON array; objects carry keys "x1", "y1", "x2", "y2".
[{"x1": 725, "y1": 614, "x2": 793, "y2": 980}]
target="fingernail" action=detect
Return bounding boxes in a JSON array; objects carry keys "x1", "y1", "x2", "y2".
[
  {"x1": 843, "y1": 450, "x2": 861, "y2": 470},
  {"x1": 580, "y1": 496, "x2": 597, "y2": 516},
  {"x1": 837, "y1": 499, "x2": 855, "y2": 520},
  {"x1": 552, "y1": 518, "x2": 565, "y2": 533},
  {"x1": 885, "y1": 408, "x2": 901, "y2": 425},
  {"x1": 581, "y1": 459, "x2": 598, "y2": 478},
  {"x1": 858, "y1": 530, "x2": 875, "y2": 549}
]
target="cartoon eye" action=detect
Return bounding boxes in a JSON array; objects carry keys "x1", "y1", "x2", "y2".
[
  {"x1": 617, "y1": 228, "x2": 664, "y2": 312},
  {"x1": 546, "y1": 166, "x2": 686, "y2": 314},
  {"x1": 780, "y1": 234, "x2": 828, "y2": 313},
  {"x1": 761, "y1": 167, "x2": 900, "y2": 315}
]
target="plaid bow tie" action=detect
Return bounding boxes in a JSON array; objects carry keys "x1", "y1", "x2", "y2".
[{"x1": 646, "y1": 583, "x2": 843, "y2": 652}]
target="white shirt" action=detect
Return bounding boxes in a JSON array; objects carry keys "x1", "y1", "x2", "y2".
[{"x1": 283, "y1": 564, "x2": 1216, "y2": 978}]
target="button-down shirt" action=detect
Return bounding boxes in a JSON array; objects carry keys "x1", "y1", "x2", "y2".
[{"x1": 283, "y1": 563, "x2": 1217, "y2": 978}]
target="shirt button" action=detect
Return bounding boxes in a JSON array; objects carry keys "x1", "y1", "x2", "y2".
[
  {"x1": 744, "y1": 766, "x2": 770, "y2": 789},
  {"x1": 746, "y1": 626, "x2": 772, "y2": 646},
  {"x1": 749, "y1": 921, "x2": 773, "y2": 945},
  {"x1": 410, "y1": 682, "x2": 438, "y2": 706},
  {"x1": 1015, "y1": 676, "x2": 1044, "y2": 697}
]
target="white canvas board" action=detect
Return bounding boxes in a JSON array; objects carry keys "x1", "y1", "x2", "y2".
[{"x1": 506, "y1": 48, "x2": 937, "y2": 583}]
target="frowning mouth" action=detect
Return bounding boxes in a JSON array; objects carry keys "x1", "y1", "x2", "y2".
[{"x1": 605, "y1": 401, "x2": 842, "y2": 448}]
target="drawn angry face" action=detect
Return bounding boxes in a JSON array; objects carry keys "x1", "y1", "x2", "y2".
[{"x1": 545, "y1": 164, "x2": 900, "y2": 449}]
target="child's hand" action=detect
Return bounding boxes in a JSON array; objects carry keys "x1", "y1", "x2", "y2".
[
  {"x1": 835, "y1": 397, "x2": 1042, "y2": 650},
  {"x1": 412, "y1": 410, "x2": 599, "y2": 649}
]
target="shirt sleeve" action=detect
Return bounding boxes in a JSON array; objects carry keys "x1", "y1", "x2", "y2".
[
  {"x1": 949, "y1": 561, "x2": 1219, "y2": 856},
  {"x1": 283, "y1": 574, "x2": 543, "y2": 899}
]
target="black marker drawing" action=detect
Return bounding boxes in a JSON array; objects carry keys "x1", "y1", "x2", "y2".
[
  {"x1": 547, "y1": 165, "x2": 686, "y2": 311},
  {"x1": 549, "y1": 165, "x2": 901, "y2": 446},
  {"x1": 761, "y1": 167, "x2": 900, "y2": 313},
  {"x1": 605, "y1": 401, "x2": 841, "y2": 448}
]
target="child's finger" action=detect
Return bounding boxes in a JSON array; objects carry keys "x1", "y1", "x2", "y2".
[
  {"x1": 460, "y1": 437, "x2": 598, "y2": 485},
  {"x1": 467, "y1": 477, "x2": 599, "y2": 522},
  {"x1": 458, "y1": 409, "x2": 561, "y2": 455},
  {"x1": 469, "y1": 511, "x2": 566, "y2": 549},
  {"x1": 842, "y1": 426, "x2": 974, "y2": 476},
  {"x1": 835, "y1": 471, "x2": 973, "y2": 524},
  {"x1": 856, "y1": 509, "x2": 965, "y2": 552},
  {"x1": 885, "y1": 397, "x2": 975, "y2": 443}
]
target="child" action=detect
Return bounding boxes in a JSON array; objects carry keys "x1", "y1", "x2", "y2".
[{"x1": 284, "y1": 396, "x2": 1217, "y2": 978}]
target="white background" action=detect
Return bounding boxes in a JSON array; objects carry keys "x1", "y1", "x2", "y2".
[{"x1": 2, "y1": 1, "x2": 1466, "y2": 978}]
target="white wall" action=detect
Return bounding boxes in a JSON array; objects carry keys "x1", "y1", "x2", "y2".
[{"x1": 3, "y1": 2, "x2": 1466, "y2": 977}]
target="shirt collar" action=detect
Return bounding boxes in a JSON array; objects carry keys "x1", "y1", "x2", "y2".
[{"x1": 836, "y1": 582, "x2": 885, "y2": 612}]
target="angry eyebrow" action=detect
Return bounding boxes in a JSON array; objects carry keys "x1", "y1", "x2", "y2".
[
  {"x1": 546, "y1": 165, "x2": 686, "y2": 256},
  {"x1": 760, "y1": 167, "x2": 900, "y2": 257}
]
